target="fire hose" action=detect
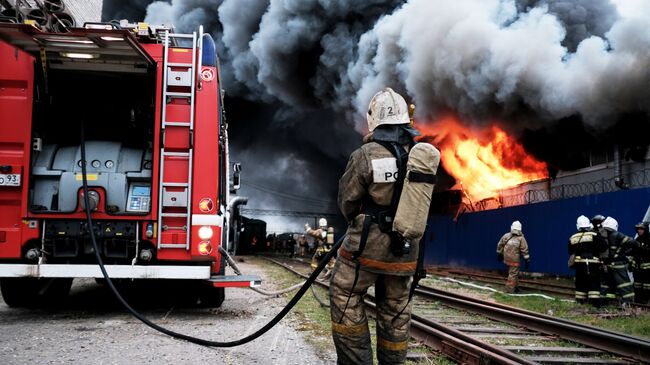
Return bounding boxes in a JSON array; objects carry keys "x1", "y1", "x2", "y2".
[
  {"x1": 79, "y1": 123, "x2": 343, "y2": 347},
  {"x1": 219, "y1": 246, "x2": 307, "y2": 297},
  {"x1": 219, "y1": 246, "x2": 331, "y2": 303}
]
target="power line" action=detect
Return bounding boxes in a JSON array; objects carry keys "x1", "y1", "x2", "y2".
[
  {"x1": 240, "y1": 208, "x2": 338, "y2": 218},
  {"x1": 242, "y1": 181, "x2": 333, "y2": 205}
]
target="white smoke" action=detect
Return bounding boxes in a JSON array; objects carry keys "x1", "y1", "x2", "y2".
[{"x1": 349, "y1": 0, "x2": 650, "y2": 129}]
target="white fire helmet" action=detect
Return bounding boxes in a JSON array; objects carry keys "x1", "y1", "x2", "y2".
[
  {"x1": 319, "y1": 218, "x2": 328, "y2": 228},
  {"x1": 367, "y1": 87, "x2": 410, "y2": 132},
  {"x1": 576, "y1": 215, "x2": 592, "y2": 230},
  {"x1": 602, "y1": 217, "x2": 618, "y2": 231},
  {"x1": 510, "y1": 220, "x2": 522, "y2": 234}
]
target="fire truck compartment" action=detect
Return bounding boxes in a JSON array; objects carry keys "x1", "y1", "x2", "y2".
[
  {"x1": 44, "y1": 220, "x2": 136, "y2": 260},
  {"x1": 31, "y1": 142, "x2": 152, "y2": 213},
  {"x1": 28, "y1": 45, "x2": 157, "y2": 215}
]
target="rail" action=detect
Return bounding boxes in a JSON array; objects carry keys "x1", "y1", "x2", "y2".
[{"x1": 416, "y1": 284, "x2": 650, "y2": 363}]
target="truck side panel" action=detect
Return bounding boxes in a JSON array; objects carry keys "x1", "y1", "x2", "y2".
[{"x1": 0, "y1": 41, "x2": 39, "y2": 259}]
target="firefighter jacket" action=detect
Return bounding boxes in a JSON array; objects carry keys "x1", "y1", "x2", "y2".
[
  {"x1": 306, "y1": 227, "x2": 326, "y2": 244},
  {"x1": 568, "y1": 229, "x2": 607, "y2": 262},
  {"x1": 496, "y1": 232, "x2": 529, "y2": 266},
  {"x1": 635, "y1": 233, "x2": 650, "y2": 266},
  {"x1": 605, "y1": 230, "x2": 639, "y2": 264},
  {"x1": 337, "y1": 134, "x2": 417, "y2": 276}
]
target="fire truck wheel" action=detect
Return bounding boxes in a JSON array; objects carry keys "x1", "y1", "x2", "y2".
[
  {"x1": 0, "y1": 278, "x2": 41, "y2": 307},
  {"x1": 41, "y1": 278, "x2": 73, "y2": 304},
  {"x1": 197, "y1": 285, "x2": 225, "y2": 308}
]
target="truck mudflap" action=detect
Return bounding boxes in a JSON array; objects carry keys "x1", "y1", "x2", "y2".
[
  {"x1": 0, "y1": 264, "x2": 209, "y2": 279},
  {"x1": 208, "y1": 275, "x2": 262, "y2": 288}
]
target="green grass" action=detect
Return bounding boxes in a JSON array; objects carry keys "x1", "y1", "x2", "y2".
[{"x1": 493, "y1": 293, "x2": 650, "y2": 339}]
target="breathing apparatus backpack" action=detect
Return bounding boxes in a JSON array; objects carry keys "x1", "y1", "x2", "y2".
[{"x1": 359, "y1": 140, "x2": 440, "y2": 254}]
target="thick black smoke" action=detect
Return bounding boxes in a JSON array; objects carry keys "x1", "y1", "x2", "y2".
[
  {"x1": 102, "y1": 0, "x2": 151, "y2": 22},
  {"x1": 101, "y1": 0, "x2": 650, "y2": 230},
  {"x1": 516, "y1": 0, "x2": 619, "y2": 51}
]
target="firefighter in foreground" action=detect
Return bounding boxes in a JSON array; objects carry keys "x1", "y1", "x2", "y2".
[
  {"x1": 634, "y1": 222, "x2": 650, "y2": 304},
  {"x1": 602, "y1": 217, "x2": 639, "y2": 304},
  {"x1": 496, "y1": 221, "x2": 530, "y2": 293},
  {"x1": 568, "y1": 215, "x2": 607, "y2": 306},
  {"x1": 330, "y1": 87, "x2": 440, "y2": 364}
]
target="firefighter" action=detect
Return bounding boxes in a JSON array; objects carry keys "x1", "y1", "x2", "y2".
[
  {"x1": 602, "y1": 217, "x2": 639, "y2": 305},
  {"x1": 592, "y1": 214, "x2": 612, "y2": 301},
  {"x1": 569, "y1": 215, "x2": 607, "y2": 306},
  {"x1": 298, "y1": 234, "x2": 307, "y2": 257},
  {"x1": 496, "y1": 221, "x2": 530, "y2": 293},
  {"x1": 306, "y1": 218, "x2": 333, "y2": 271},
  {"x1": 634, "y1": 222, "x2": 650, "y2": 304},
  {"x1": 330, "y1": 87, "x2": 431, "y2": 365}
]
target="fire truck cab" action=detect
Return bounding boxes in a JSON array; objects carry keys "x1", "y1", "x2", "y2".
[{"x1": 0, "y1": 20, "x2": 258, "y2": 307}]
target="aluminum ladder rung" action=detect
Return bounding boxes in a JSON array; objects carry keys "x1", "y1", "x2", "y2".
[
  {"x1": 163, "y1": 151, "x2": 190, "y2": 157},
  {"x1": 161, "y1": 213, "x2": 188, "y2": 218},
  {"x1": 167, "y1": 92, "x2": 191, "y2": 98},
  {"x1": 167, "y1": 62, "x2": 192, "y2": 68},
  {"x1": 163, "y1": 122, "x2": 191, "y2": 127},
  {"x1": 168, "y1": 33, "x2": 194, "y2": 39},
  {"x1": 159, "y1": 244, "x2": 187, "y2": 249},
  {"x1": 162, "y1": 182, "x2": 189, "y2": 187}
]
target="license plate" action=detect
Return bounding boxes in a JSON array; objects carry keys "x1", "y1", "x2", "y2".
[{"x1": 0, "y1": 174, "x2": 20, "y2": 186}]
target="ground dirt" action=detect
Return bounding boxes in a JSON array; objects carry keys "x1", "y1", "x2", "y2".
[{"x1": 0, "y1": 259, "x2": 335, "y2": 364}]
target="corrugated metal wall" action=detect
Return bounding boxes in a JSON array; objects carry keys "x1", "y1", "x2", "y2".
[{"x1": 424, "y1": 187, "x2": 650, "y2": 275}]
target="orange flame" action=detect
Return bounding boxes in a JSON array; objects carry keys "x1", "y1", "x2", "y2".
[{"x1": 417, "y1": 117, "x2": 547, "y2": 201}]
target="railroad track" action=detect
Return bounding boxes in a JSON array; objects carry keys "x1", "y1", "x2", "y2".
[
  {"x1": 428, "y1": 268, "x2": 576, "y2": 298},
  {"x1": 429, "y1": 268, "x2": 650, "y2": 311},
  {"x1": 261, "y1": 256, "x2": 650, "y2": 364}
]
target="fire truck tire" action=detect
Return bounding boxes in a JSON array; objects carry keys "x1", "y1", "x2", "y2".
[
  {"x1": 196, "y1": 252, "x2": 227, "y2": 307},
  {"x1": 197, "y1": 285, "x2": 225, "y2": 308},
  {"x1": 0, "y1": 278, "x2": 42, "y2": 307},
  {"x1": 42, "y1": 278, "x2": 73, "y2": 304}
]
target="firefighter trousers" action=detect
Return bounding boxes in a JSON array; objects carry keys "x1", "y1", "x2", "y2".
[
  {"x1": 573, "y1": 262, "x2": 601, "y2": 305},
  {"x1": 505, "y1": 265, "x2": 519, "y2": 292},
  {"x1": 608, "y1": 262, "x2": 635, "y2": 303},
  {"x1": 635, "y1": 266, "x2": 650, "y2": 304},
  {"x1": 329, "y1": 258, "x2": 412, "y2": 365}
]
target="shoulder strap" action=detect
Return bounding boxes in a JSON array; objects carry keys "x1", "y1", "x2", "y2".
[{"x1": 374, "y1": 140, "x2": 408, "y2": 215}]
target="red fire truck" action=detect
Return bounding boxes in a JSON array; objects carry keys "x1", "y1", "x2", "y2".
[{"x1": 0, "y1": 20, "x2": 258, "y2": 307}]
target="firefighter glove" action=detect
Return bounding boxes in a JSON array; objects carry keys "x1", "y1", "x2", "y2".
[
  {"x1": 497, "y1": 253, "x2": 504, "y2": 262},
  {"x1": 525, "y1": 259, "x2": 530, "y2": 270}
]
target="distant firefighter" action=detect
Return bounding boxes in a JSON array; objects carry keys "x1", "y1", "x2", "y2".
[
  {"x1": 496, "y1": 221, "x2": 531, "y2": 293},
  {"x1": 634, "y1": 222, "x2": 650, "y2": 304},
  {"x1": 568, "y1": 215, "x2": 607, "y2": 306},
  {"x1": 591, "y1": 214, "x2": 610, "y2": 300},
  {"x1": 297, "y1": 234, "x2": 307, "y2": 257},
  {"x1": 305, "y1": 218, "x2": 333, "y2": 272},
  {"x1": 602, "y1": 217, "x2": 639, "y2": 305}
]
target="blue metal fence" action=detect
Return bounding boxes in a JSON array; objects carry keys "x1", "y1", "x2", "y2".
[{"x1": 424, "y1": 187, "x2": 650, "y2": 275}]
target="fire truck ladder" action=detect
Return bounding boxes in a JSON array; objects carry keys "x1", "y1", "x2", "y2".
[{"x1": 157, "y1": 29, "x2": 199, "y2": 250}]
